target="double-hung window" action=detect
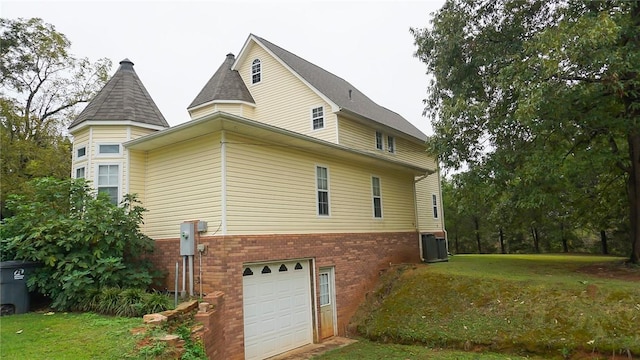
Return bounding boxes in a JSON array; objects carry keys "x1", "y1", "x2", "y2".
[
  {"x1": 387, "y1": 136, "x2": 396, "y2": 153},
  {"x1": 372, "y1": 176, "x2": 382, "y2": 218},
  {"x1": 432, "y1": 194, "x2": 439, "y2": 219},
  {"x1": 312, "y1": 106, "x2": 324, "y2": 130},
  {"x1": 98, "y1": 164, "x2": 119, "y2": 204},
  {"x1": 375, "y1": 131, "x2": 384, "y2": 151},
  {"x1": 316, "y1": 166, "x2": 329, "y2": 216},
  {"x1": 251, "y1": 59, "x2": 261, "y2": 84}
]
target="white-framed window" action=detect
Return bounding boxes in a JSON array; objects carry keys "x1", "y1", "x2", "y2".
[
  {"x1": 387, "y1": 136, "x2": 396, "y2": 153},
  {"x1": 76, "y1": 145, "x2": 87, "y2": 159},
  {"x1": 97, "y1": 144, "x2": 121, "y2": 156},
  {"x1": 375, "y1": 131, "x2": 384, "y2": 151},
  {"x1": 97, "y1": 164, "x2": 119, "y2": 204},
  {"x1": 372, "y1": 176, "x2": 382, "y2": 218},
  {"x1": 432, "y1": 194, "x2": 439, "y2": 219},
  {"x1": 319, "y1": 272, "x2": 330, "y2": 306},
  {"x1": 316, "y1": 166, "x2": 329, "y2": 216},
  {"x1": 75, "y1": 166, "x2": 86, "y2": 179},
  {"x1": 251, "y1": 59, "x2": 261, "y2": 84},
  {"x1": 312, "y1": 106, "x2": 324, "y2": 130}
]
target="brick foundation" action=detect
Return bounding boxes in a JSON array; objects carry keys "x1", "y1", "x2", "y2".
[{"x1": 147, "y1": 231, "x2": 421, "y2": 360}]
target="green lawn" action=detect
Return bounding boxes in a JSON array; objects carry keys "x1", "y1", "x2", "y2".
[
  {"x1": 0, "y1": 312, "x2": 143, "y2": 359},
  {"x1": 347, "y1": 254, "x2": 639, "y2": 359}
]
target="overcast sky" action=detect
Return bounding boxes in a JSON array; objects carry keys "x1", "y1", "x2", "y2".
[{"x1": 2, "y1": 1, "x2": 444, "y2": 135}]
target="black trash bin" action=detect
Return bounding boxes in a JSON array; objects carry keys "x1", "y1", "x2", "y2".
[{"x1": 0, "y1": 261, "x2": 40, "y2": 315}]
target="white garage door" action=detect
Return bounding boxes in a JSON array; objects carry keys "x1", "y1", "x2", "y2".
[{"x1": 243, "y1": 260, "x2": 313, "y2": 360}]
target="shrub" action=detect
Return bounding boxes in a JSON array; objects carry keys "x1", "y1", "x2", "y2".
[{"x1": 0, "y1": 177, "x2": 156, "y2": 310}]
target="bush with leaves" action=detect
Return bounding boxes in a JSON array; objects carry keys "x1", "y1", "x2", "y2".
[{"x1": 0, "y1": 177, "x2": 157, "y2": 310}]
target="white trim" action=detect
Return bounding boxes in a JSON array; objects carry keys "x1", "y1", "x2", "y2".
[
  {"x1": 315, "y1": 164, "x2": 330, "y2": 217},
  {"x1": 188, "y1": 99, "x2": 256, "y2": 113},
  {"x1": 88, "y1": 127, "x2": 93, "y2": 180},
  {"x1": 95, "y1": 162, "x2": 122, "y2": 204},
  {"x1": 69, "y1": 120, "x2": 166, "y2": 134},
  {"x1": 96, "y1": 143, "x2": 122, "y2": 157},
  {"x1": 221, "y1": 131, "x2": 228, "y2": 235},
  {"x1": 311, "y1": 105, "x2": 325, "y2": 131},
  {"x1": 234, "y1": 35, "x2": 341, "y2": 113},
  {"x1": 335, "y1": 116, "x2": 340, "y2": 144},
  {"x1": 125, "y1": 128, "x2": 131, "y2": 197},
  {"x1": 371, "y1": 175, "x2": 383, "y2": 219}
]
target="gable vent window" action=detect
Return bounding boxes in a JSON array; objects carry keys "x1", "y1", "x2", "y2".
[
  {"x1": 387, "y1": 136, "x2": 396, "y2": 153},
  {"x1": 243, "y1": 268, "x2": 254, "y2": 276},
  {"x1": 261, "y1": 266, "x2": 271, "y2": 274},
  {"x1": 375, "y1": 131, "x2": 384, "y2": 151},
  {"x1": 294, "y1": 262, "x2": 303, "y2": 270},
  {"x1": 279, "y1": 264, "x2": 288, "y2": 272},
  {"x1": 312, "y1": 106, "x2": 324, "y2": 130},
  {"x1": 251, "y1": 59, "x2": 261, "y2": 84},
  {"x1": 316, "y1": 166, "x2": 330, "y2": 216}
]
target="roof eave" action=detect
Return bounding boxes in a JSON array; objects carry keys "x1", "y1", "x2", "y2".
[{"x1": 336, "y1": 108, "x2": 428, "y2": 144}]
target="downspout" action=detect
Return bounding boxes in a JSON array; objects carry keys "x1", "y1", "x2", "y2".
[
  {"x1": 436, "y1": 167, "x2": 448, "y2": 254},
  {"x1": 414, "y1": 174, "x2": 429, "y2": 263},
  {"x1": 221, "y1": 130, "x2": 227, "y2": 235}
]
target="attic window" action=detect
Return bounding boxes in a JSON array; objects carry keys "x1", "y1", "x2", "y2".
[
  {"x1": 375, "y1": 131, "x2": 384, "y2": 151},
  {"x1": 312, "y1": 106, "x2": 324, "y2": 130},
  {"x1": 387, "y1": 136, "x2": 396, "y2": 153},
  {"x1": 251, "y1": 59, "x2": 261, "y2": 84}
]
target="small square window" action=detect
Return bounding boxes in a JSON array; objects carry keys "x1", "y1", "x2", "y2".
[
  {"x1": 312, "y1": 107, "x2": 324, "y2": 130},
  {"x1": 75, "y1": 167, "x2": 85, "y2": 179},
  {"x1": 76, "y1": 146, "x2": 86, "y2": 158},
  {"x1": 99, "y1": 144, "x2": 120, "y2": 154}
]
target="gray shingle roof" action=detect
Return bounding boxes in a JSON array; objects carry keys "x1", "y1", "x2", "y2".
[
  {"x1": 68, "y1": 59, "x2": 169, "y2": 129},
  {"x1": 252, "y1": 35, "x2": 427, "y2": 142},
  {"x1": 188, "y1": 53, "x2": 255, "y2": 110}
]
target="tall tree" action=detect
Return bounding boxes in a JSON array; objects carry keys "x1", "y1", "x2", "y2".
[
  {"x1": 412, "y1": 0, "x2": 640, "y2": 263},
  {"x1": 0, "y1": 17, "x2": 111, "y2": 217}
]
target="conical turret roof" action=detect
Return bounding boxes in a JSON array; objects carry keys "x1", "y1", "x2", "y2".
[
  {"x1": 188, "y1": 53, "x2": 255, "y2": 110},
  {"x1": 68, "y1": 59, "x2": 169, "y2": 130}
]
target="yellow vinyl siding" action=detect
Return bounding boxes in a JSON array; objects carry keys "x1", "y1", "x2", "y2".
[
  {"x1": 129, "y1": 149, "x2": 146, "y2": 207},
  {"x1": 130, "y1": 127, "x2": 158, "y2": 140},
  {"x1": 225, "y1": 132, "x2": 415, "y2": 234},
  {"x1": 189, "y1": 103, "x2": 255, "y2": 120},
  {"x1": 337, "y1": 116, "x2": 435, "y2": 169},
  {"x1": 143, "y1": 133, "x2": 221, "y2": 239},
  {"x1": 87, "y1": 126, "x2": 131, "y2": 199},
  {"x1": 416, "y1": 171, "x2": 443, "y2": 233},
  {"x1": 237, "y1": 44, "x2": 337, "y2": 142},
  {"x1": 71, "y1": 129, "x2": 90, "y2": 178}
]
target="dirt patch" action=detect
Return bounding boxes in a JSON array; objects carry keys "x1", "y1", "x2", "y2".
[{"x1": 576, "y1": 261, "x2": 640, "y2": 281}]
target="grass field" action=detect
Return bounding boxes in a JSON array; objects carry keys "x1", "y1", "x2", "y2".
[
  {"x1": 0, "y1": 312, "x2": 143, "y2": 359},
  {"x1": 344, "y1": 254, "x2": 640, "y2": 360}
]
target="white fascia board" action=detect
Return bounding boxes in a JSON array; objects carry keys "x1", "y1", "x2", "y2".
[
  {"x1": 187, "y1": 99, "x2": 256, "y2": 113},
  {"x1": 69, "y1": 120, "x2": 167, "y2": 134}
]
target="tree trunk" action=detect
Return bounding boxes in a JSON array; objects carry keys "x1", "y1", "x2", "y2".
[
  {"x1": 474, "y1": 216, "x2": 481, "y2": 253},
  {"x1": 600, "y1": 230, "x2": 608, "y2": 255},
  {"x1": 561, "y1": 223, "x2": 568, "y2": 253},
  {"x1": 627, "y1": 132, "x2": 640, "y2": 264},
  {"x1": 531, "y1": 226, "x2": 540, "y2": 253},
  {"x1": 499, "y1": 227, "x2": 506, "y2": 254}
]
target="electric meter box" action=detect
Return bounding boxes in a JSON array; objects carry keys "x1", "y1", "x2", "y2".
[{"x1": 180, "y1": 222, "x2": 195, "y2": 256}]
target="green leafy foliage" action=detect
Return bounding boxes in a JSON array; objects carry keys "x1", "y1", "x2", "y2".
[
  {"x1": 412, "y1": 1, "x2": 640, "y2": 262},
  {"x1": 0, "y1": 17, "x2": 111, "y2": 218},
  {"x1": 0, "y1": 177, "x2": 156, "y2": 310}
]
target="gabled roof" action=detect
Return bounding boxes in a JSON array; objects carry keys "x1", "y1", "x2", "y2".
[
  {"x1": 188, "y1": 53, "x2": 255, "y2": 110},
  {"x1": 68, "y1": 59, "x2": 169, "y2": 130},
  {"x1": 239, "y1": 34, "x2": 427, "y2": 142}
]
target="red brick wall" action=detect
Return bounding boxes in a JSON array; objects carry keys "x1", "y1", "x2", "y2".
[{"x1": 147, "y1": 231, "x2": 422, "y2": 359}]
